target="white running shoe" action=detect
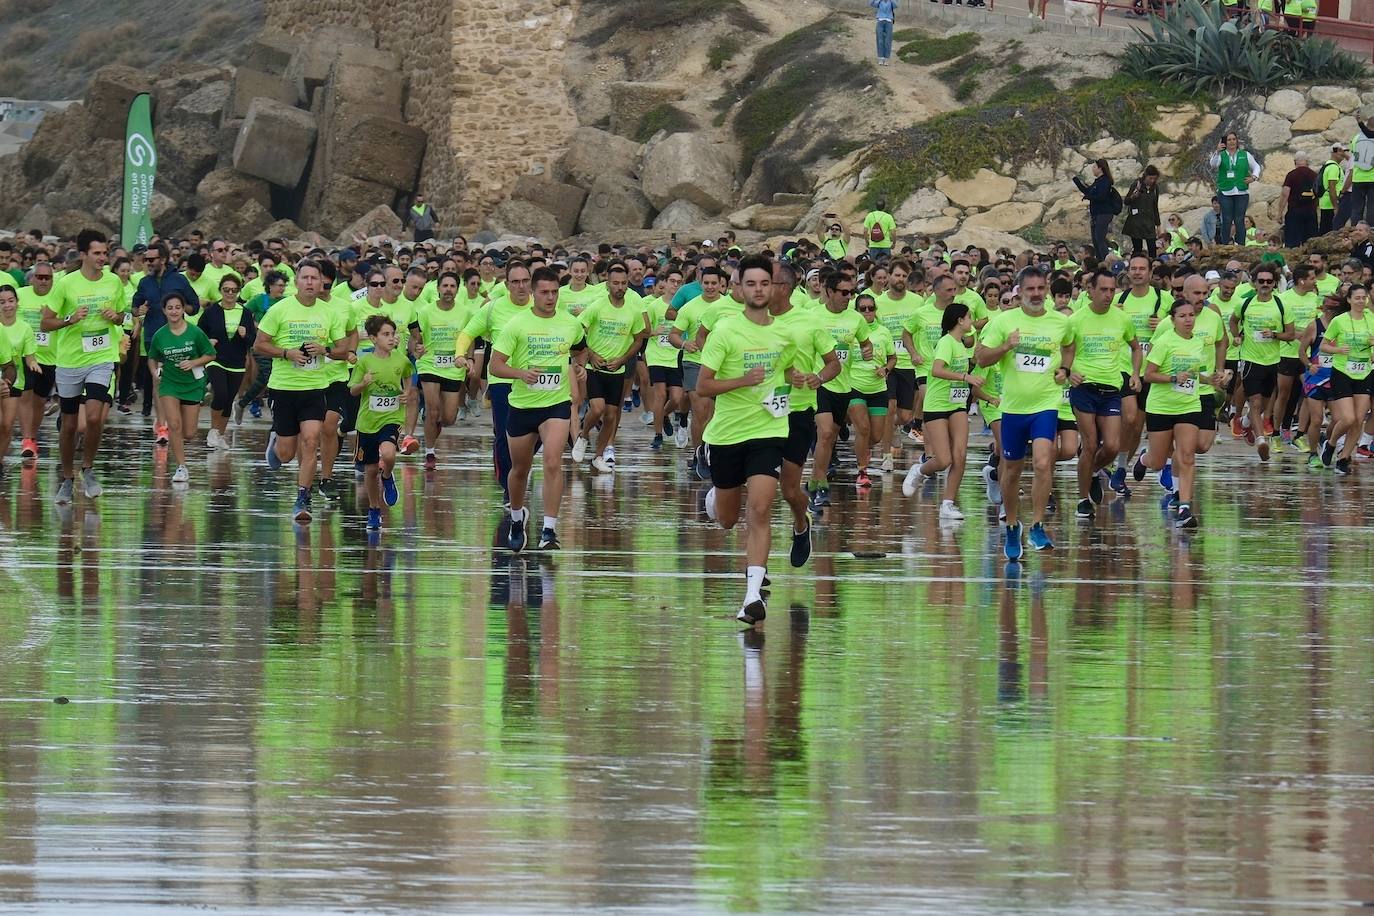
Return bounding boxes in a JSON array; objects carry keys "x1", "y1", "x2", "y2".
[
  {"x1": 81, "y1": 468, "x2": 102, "y2": 499},
  {"x1": 640, "y1": 411, "x2": 654, "y2": 426},
  {"x1": 881, "y1": 453, "x2": 894, "y2": 473},
  {"x1": 939, "y1": 499, "x2": 964, "y2": 520},
  {"x1": 592, "y1": 455, "x2": 614, "y2": 473},
  {"x1": 982, "y1": 464, "x2": 1002, "y2": 504},
  {"x1": 571, "y1": 436, "x2": 588, "y2": 463},
  {"x1": 704, "y1": 485, "x2": 718, "y2": 521},
  {"x1": 901, "y1": 462, "x2": 922, "y2": 497},
  {"x1": 172, "y1": 465, "x2": 189, "y2": 484},
  {"x1": 674, "y1": 425, "x2": 690, "y2": 448}
]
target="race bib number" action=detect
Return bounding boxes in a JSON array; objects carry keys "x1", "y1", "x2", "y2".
[
  {"x1": 1252, "y1": 330, "x2": 1271, "y2": 343},
  {"x1": 762, "y1": 386, "x2": 790, "y2": 417},
  {"x1": 1139, "y1": 340, "x2": 1152, "y2": 354},
  {"x1": 894, "y1": 339, "x2": 906, "y2": 354},
  {"x1": 191, "y1": 366, "x2": 205, "y2": 380},
  {"x1": 658, "y1": 334, "x2": 672, "y2": 348},
  {"x1": 1347, "y1": 359, "x2": 1369, "y2": 374},
  {"x1": 82, "y1": 333, "x2": 109, "y2": 353},
  {"x1": 434, "y1": 354, "x2": 455, "y2": 368},
  {"x1": 370, "y1": 394, "x2": 398, "y2": 412},
  {"x1": 531, "y1": 367, "x2": 563, "y2": 391},
  {"x1": 949, "y1": 385, "x2": 970, "y2": 405},
  {"x1": 837, "y1": 348, "x2": 850, "y2": 363},
  {"x1": 34, "y1": 331, "x2": 49, "y2": 347},
  {"x1": 300, "y1": 355, "x2": 320, "y2": 370},
  {"x1": 1172, "y1": 376, "x2": 1196, "y2": 394},
  {"x1": 1015, "y1": 351, "x2": 1050, "y2": 373},
  {"x1": 1318, "y1": 353, "x2": 1334, "y2": 368}
]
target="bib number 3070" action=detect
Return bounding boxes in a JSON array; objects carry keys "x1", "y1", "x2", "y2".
[
  {"x1": 762, "y1": 386, "x2": 790, "y2": 417},
  {"x1": 1015, "y1": 351, "x2": 1050, "y2": 373},
  {"x1": 531, "y1": 368, "x2": 563, "y2": 391}
]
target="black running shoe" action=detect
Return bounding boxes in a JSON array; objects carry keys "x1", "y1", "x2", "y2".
[
  {"x1": 736, "y1": 599, "x2": 767, "y2": 625},
  {"x1": 790, "y1": 518, "x2": 812, "y2": 567}
]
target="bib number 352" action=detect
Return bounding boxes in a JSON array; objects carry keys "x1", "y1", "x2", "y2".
[{"x1": 1015, "y1": 351, "x2": 1050, "y2": 373}]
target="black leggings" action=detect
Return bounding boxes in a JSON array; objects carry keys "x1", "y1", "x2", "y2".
[
  {"x1": 206, "y1": 365, "x2": 243, "y2": 418},
  {"x1": 1130, "y1": 236, "x2": 1158, "y2": 259},
  {"x1": 237, "y1": 356, "x2": 272, "y2": 409}
]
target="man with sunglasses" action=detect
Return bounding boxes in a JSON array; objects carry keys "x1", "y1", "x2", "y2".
[
  {"x1": 1229, "y1": 263, "x2": 1295, "y2": 462},
  {"x1": 808, "y1": 270, "x2": 872, "y2": 510}
]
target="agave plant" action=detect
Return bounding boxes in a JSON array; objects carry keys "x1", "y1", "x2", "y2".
[{"x1": 1122, "y1": 0, "x2": 1366, "y2": 92}]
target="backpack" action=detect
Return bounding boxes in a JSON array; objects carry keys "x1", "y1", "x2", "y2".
[
  {"x1": 1107, "y1": 185, "x2": 1124, "y2": 216},
  {"x1": 869, "y1": 219, "x2": 886, "y2": 243},
  {"x1": 1238, "y1": 291, "x2": 1286, "y2": 327},
  {"x1": 1317, "y1": 160, "x2": 1340, "y2": 202},
  {"x1": 1117, "y1": 286, "x2": 1163, "y2": 316},
  {"x1": 1353, "y1": 135, "x2": 1374, "y2": 171}
]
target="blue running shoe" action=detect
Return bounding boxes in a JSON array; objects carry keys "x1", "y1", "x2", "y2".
[
  {"x1": 1159, "y1": 460, "x2": 1173, "y2": 492},
  {"x1": 249, "y1": 401, "x2": 262, "y2": 419},
  {"x1": 507, "y1": 508, "x2": 527, "y2": 552},
  {"x1": 1028, "y1": 521, "x2": 1054, "y2": 551},
  {"x1": 265, "y1": 431, "x2": 282, "y2": 471},
  {"x1": 292, "y1": 488, "x2": 312, "y2": 523},
  {"x1": 382, "y1": 473, "x2": 398, "y2": 506},
  {"x1": 1109, "y1": 465, "x2": 1127, "y2": 493},
  {"x1": 1003, "y1": 522, "x2": 1023, "y2": 560},
  {"x1": 366, "y1": 508, "x2": 382, "y2": 530}
]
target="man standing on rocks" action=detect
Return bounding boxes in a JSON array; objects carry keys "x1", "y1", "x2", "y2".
[
  {"x1": 406, "y1": 193, "x2": 438, "y2": 243},
  {"x1": 1277, "y1": 153, "x2": 1319, "y2": 248}
]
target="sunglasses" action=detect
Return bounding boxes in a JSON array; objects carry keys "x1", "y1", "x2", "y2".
[
  {"x1": 221, "y1": 287, "x2": 240, "y2": 294},
  {"x1": 1256, "y1": 278, "x2": 1275, "y2": 284},
  {"x1": 369, "y1": 281, "x2": 386, "y2": 287},
  {"x1": 857, "y1": 305, "x2": 877, "y2": 312}
]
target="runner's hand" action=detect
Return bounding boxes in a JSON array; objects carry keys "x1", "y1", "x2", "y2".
[
  {"x1": 100, "y1": 308, "x2": 119, "y2": 323},
  {"x1": 742, "y1": 366, "x2": 765, "y2": 386},
  {"x1": 1005, "y1": 330, "x2": 1020, "y2": 349},
  {"x1": 176, "y1": 360, "x2": 192, "y2": 370},
  {"x1": 572, "y1": 363, "x2": 586, "y2": 383},
  {"x1": 1069, "y1": 371, "x2": 1085, "y2": 386},
  {"x1": 1128, "y1": 373, "x2": 1142, "y2": 392},
  {"x1": 519, "y1": 369, "x2": 540, "y2": 385}
]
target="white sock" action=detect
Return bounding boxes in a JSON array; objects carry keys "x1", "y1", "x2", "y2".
[
  {"x1": 745, "y1": 565, "x2": 766, "y2": 604},
  {"x1": 1241, "y1": 414, "x2": 1252, "y2": 429},
  {"x1": 704, "y1": 486, "x2": 718, "y2": 521},
  {"x1": 426, "y1": 448, "x2": 436, "y2": 457},
  {"x1": 605, "y1": 445, "x2": 615, "y2": 458},
  {"x1": 508, "y1": 505, "x2": 525, "y2": 522},
  {"x1": 543, "y1": 515, "x2": 557, "y2": 532}
]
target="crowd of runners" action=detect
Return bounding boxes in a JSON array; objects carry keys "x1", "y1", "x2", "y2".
[{"x1": 2, "y1": 220, "x2": 1373, "y2": 620}]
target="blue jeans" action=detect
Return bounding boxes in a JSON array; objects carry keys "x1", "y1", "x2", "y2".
[
  {"x1": 489, "y1": 382, "x2": 512, "y2": 500},
  {"x1": 1218, "y1": 193, "x2": 1248, "y2": 246},
  {"x1": 876, "y1": 20, "x2": 893, "y2": 59}
]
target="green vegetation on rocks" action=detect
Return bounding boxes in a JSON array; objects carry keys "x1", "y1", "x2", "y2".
[
  {"x1": 634, "y1": 104, "x2": 696, "y2": 142},
  {"x1": 582, "y1": 0, "x2": 763, "y2": 40},
  {"x1": 713, "y1": 16, "x2": 847, "y2": 112},
  {"x1": 708, "y1": 35, "x2": 742, "y2": 70},
  {"x1": 858, "y1": 74, "x2": 1197, "y2": 209},
  {"x1": 896, "y1": 30, "x2": 980, "y2": 66}
]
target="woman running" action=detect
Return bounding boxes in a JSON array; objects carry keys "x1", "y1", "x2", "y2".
[
  {"x1": 199, "y1": 273, "x2": 257, "y2": 450},
  {"x1": 850, "y1": 293, "x2": 895, "y2": 487},
  {"x1": 1320, "y1": 283, "x2": 1373, "y2": 475},
  {"x1": 1141, "y1": 300, "x2": 1208, "y2": 529},
  {"x1": 147, "y1": 292, "x2": 216, "y2": 485},
  {"x1": 1297, "y1": 290, "x2": 1339, "y2": 468},
  {"x1": 0, "y1": 286, "x2": 37, "y2": 464}
]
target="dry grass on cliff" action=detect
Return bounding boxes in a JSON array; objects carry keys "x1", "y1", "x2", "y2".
[{"x1": 579, "y1": 0, "x2": 763, "y2": 44}]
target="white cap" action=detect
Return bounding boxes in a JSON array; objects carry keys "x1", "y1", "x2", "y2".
[{"x1": 1204, "y1": 269, "x2": 1221, "y2": 281}]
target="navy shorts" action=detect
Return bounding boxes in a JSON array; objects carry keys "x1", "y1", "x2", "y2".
[
  {"x1": 355, "y1": 424, "x2": 399, "y2": 465},
  {"x1": 1068, "y1": 383, "x2": 1123, "y2": 417},
  {"x1": 1000, "y1": 409, "x2": 1058, "y2": 461}
]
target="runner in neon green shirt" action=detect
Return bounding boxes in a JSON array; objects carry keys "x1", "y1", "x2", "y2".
[
  {"x1": 414, "y1": 271, "x2": 476, "y2": 468},
  {"x1": 1227, "y1": 262, "x2": 1294, "y2": 462},
  {"x1": 809, "y1": 272, "x2": 871, "y2": 507},
  {"x1": 0, "y1": 285, "x2": 27, "y2": 464},
  {"x1": 643, "y1": 267, "x2": 688, "y2": 451},
  {"x1": 669, "y1": 266, "x2": 728, "y2": 472},
  {"x1": 849, "y1": 296, "x2": 895, "y2": 485},
  {"x1": 1319, "y1": 284, "x2": 1374, "y2": 473},
  {"x1": 348, "y1": 314, "x2": 412, "y2": 532},
  {"x1": 575, "y1": 262, "x2": 649, "y2": 473},
  {"x1": 1141, "y1": 299, "x2": 1212, "y2": 530},
  {"x1": 490, "y1": 266, "x2": 589, "y2": 552}
]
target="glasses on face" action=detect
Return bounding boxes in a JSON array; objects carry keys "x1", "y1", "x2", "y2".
[
  {"x1": 369, "y1": 281, "x2": 386, "y2": 287},
  {"x1": 212, "y1": 247, "x2": 227, "y2": 253},
  {"x1": 1256, "y1": 278, "x2": 1275, "y2": 284},
  {"x1": 1171, "y1": 286, "x2": 1184, "y2": 293},
  {"x1": 221, "y1": 286, "x2": 239, "y2": 295},
  {"x1": 388, "y1": 278, "x2": 403, "y2": 285},
  {"x1": 836, "y1": 288, "x2": 854, "y2": 296},
  {"x1": 857, "y1": 305, "x2": 876, "y2": 313},
  {"x1": 1000, "y1": 297, "x2": 1014, "y2": 304}
]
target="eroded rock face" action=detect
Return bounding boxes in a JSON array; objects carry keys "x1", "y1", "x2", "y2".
[
  {"x1": 559, "y1": 127, "x2": 641, "y2": 191},
  {"x1": 935, "y1": 169, "x2": 1016, "y2": 209},
  {"x1": 578, "y1": 174, "x2": 654, "y2": 234},
  {"x1": 639, "y1": 133, "x2": 734, "y2": 213}
]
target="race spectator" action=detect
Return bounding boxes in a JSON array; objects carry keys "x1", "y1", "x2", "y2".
[
  {"x1": 1278, "y1": 153, "x2": 1319, "y2": 247},
  {"x1": 1208, "y1": 132, "x2": 1261, "y2": 246}
]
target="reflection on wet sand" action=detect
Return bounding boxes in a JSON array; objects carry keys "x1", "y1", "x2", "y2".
[{"x1": 0, "y1": 423, "x2": 1372, "y2": 911}]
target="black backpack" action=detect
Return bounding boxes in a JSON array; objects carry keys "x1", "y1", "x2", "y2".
[{"x1": 1107, "y1": 186, "x2": 1124, "y2": 215}]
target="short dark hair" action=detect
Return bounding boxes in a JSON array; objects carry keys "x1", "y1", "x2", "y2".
[
  {"x1": 76, "y1": 229, "x2": 107, "y2": 253},
  {"x1": 364, "y1": 314, "x2": 397, "y2": 337},
  {"x1": 531, "y1": 266, "x2": 561, "y2": 287}
]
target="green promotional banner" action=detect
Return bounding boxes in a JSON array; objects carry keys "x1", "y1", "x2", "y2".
[{"x1": 121, "y1": 93, "x2": 156, "y2": 249}]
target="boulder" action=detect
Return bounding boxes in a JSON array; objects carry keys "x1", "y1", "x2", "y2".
[
  {"x1": 157, "y1": 124, "x2": 219, "y2": 202},
  {"x1": 50, "y1": 210, "x2": 114, "y2": 239},
  {"x1": 232, "y1": 99, "x2": 317, "y2": 188},
  {"x1": 512, "y1": 177, "x2": 587, "y2": 237},
  {"x1": 18, "y1": 103, "x2": 91, "y2": 185},
  {"x1": 607, "y1": 81, "x2": 682, "y2": 138},
  {"x1": 240, "y1": 30, "x2": 296, "y2": 76},
  {"x1": 1039, "y1": 201, "x2": 1086, "y2": 242},
  {"x1": 1014, "y1": 160, "x2": 1055, "y2": 186},
  {"x1": 1240, "y1": 111, "x2": 1292, "y2": 151},
  {"x1": 284, "y1": 27, "x2": 378, "y2": 99},
  {"x1": 772, "y1": 193, "x2": 811, "y2": 206},
  {"x1": 901, "y1": 216, "x2": 958, "y2": 236},
  {"x1": 727, "y1": 203, "x2": 806, "y2": 233},
  {"x1": 167, "y1": 81, "x2": 231, "y2": 131},
  {"x1": 1013, "y1": 178, "x2": 1076, "y2": 205},
  {"x1": 739, "y1": 152, "x2": 809, "y2": 206},
  {"x1": 1151, "y1": 106, "x2": 1220, "y2": 141},
  {"x1": 1108, "y1": 158, "x2": 1144, "y2": 184},
  {"x1": 895, "y1": 188, "x2": 949, "y2": 222},
  {"x1": 1292, "y1": 108, "x2": 1339, "y2": 133},
  {"x1": 333, "y1": 116, "x2": 427, "y2": 190},
  {"x1": 652, "y1": 199, "x2": 709, "y2": 231},
  {"x1": 640, "y1": 133, "x2": 734, "y2": 212},
  {"x1": 174, "y1": 199, "x2": 274, "y2": 241},
  {"x1": 225, "y1": 68, "x2": 301, "y2": 122},
  {"x1": 309, "y1": 174, "x2": 397, "y2": 238},
  {"x1": 577, "y1": 173, "x2": 654, "y2": 234},
  {"x1": 1083, "y1": 137, "x2": 1139, "y2": 159},
  {"x1": 1324, "y1": 115, "x2": 1359, "y2": 144},
  {"x1": 483, "y1": 199, "x2": 561, "y2": 241},
  {"x1": 935, "y1": 169, "x2": 1016, "y2": 208},
  {"x1": 152, "y1": 69, "x2": 231, "y2": 121},
  {"x1": 84, "y1": 66, "x2": 154, "y2": 141},
  {"x1": 195, "y1": 168, "x2": 272, "y2": 211},
  {"x1": 1308, "y1": 85, "x2": 1360, "y2": 114},
  {"x1": 258, "y1": 218, "x2": 305, "y2": 240},
  {"x1": 336, "y1": 205, "x2": 404, "y2": 246},
  {"x1": 728, "y1": 204, "x2": 762, "y2": 230},
  {"x1": 1258, "y1": 151, "x2": 1295, "y2": 186},
  {"x1": 961, "y1": 201, "x2": 1043, "y2": 233},
  {"x1": 19, "y1": 203, "x2": 51, "y2": 234},
  {"x1": 944, "y1": 226, "x2": 1034, "y2": 253},
  {"x1": 559, "y1": 126, "x2": 640, "y2": 190},
  {"x1": 96, "y1": 190, "x2": 180, "y2": 230},
  {"x1": 214, "y1": 121, "x2": 243, "y2": 169},
  {"x1": 1249, "y1": 182, "x2": 1282, "y2": 204},
  {"x1": 39, "y1": 140, "x2": 123, "y2": 214},
  {"x1": 1264, "y1": 89, "x2": 1308, "y2": 122}
]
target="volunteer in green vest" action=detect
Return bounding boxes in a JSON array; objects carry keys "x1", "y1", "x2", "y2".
[
  {"x1": 1208, "y1": 131, "x2": 1262, "y2": 246},
  {"x1": 405, "y1": 193, "x2": 438, "y2": 242},
  {"x1": 1282, "y1": 0, "x2": 1316, "y2": 36}
]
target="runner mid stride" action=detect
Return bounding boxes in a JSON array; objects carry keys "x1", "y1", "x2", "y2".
[
  {"x1": 976, "y1": 266, "x2": 1074, "y2": 560},
  {"x1": 698, "y1": 254, "x2": 799, "y2": 625}
]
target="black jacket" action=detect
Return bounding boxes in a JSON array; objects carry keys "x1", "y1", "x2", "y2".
[
  {"x1": 196, "y1": 303, "x2": 258, "y2": 371},
  {"x1": 1073, "y1": 174, "x2": 1117, "y2": 216},
  {"x1": 1122, "y1": 178, "x2": 1161, "y2": 239}
]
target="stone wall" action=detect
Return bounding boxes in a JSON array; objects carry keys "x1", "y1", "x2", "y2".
[{"x1": 265, "y1": 0, "x2": 580, "y2": 232}]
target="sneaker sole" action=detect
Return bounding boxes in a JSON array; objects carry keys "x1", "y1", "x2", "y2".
[{"x1": 736, "y1": 600, "x2": 767, "y2": 625}]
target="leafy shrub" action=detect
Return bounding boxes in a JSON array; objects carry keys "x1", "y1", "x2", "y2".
[
  {"x1": 1122, "y1": 0, "x2": 1366, "y2": 91},
  {"x1": 634, "y1": 104, "x2": 696, "y2": 142}
]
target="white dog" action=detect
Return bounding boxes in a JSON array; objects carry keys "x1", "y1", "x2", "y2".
[{"x1": 1064, "y1": 0, "x2": 1099, "y2": 26}]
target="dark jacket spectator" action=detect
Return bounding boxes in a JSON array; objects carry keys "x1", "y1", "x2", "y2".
[
  {"x1": 1074, "y1": 159, "x2": 1117, "y2": 259},
  {"x1": 132, "y1": 249, "x2": 199, "y2": 347},
  {"x1": 1122, "y1": 167, "x2": 1162, "y2": 258}
]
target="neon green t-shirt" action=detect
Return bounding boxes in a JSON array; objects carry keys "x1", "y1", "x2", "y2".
[
  {"x1": 814, "y1": 307, "x2": 871, "y2": 394},
  {"x1": 349, "y1": 348, "x2": 410, "y2": 434},
  {"x1": 1118, "y1": 288, "x2": 1172, "y2": 368},
  {"x1": 862, "y1": 211, "x2": 896, "y2": 250},
  {"x1": 875, "y1": 290, "x2": 921, "y2": 371},
  {"x1": 54, "y1": 270, "x2": 127, "y2": 369},
  {"x1": 462, "y1": 295, "x2": 531, "y2": 388},
  {"x1": 850, "y1": 321, "x2": 893, "y2": 396},
  {"x1": 17, "y1": 286, "x2": 59, "y2": 365},
  {"x1": 0, "y1": 318, "x2": 35, "y2": 390},
  {"x1": 415, "y1": 301, "x2": 475, "y2": 381},
  {"x1": 926, "y1": 334, "x2": 972, "y2": 414},
  {"x1": 1145, "y1": 332, "x2": 1205, "y2": 415},
  {"x1": 979, "y1": 307, "x2": 1072, "y2": 415},
  {"x1": 1323, "y1": 310, "x2": 1374, "y2": 380},
  {"x1": 1279, "y1": 289, "x2": 1321, "y2": 359},
  {"x1": 492, "y1": 308, "x2": 586, "y2": 409},
  {"x1": 256, "y1": 295, "x2": 344, "y2": 391},
  {"x1": 580, "y1": 294, "x2": 648, "y2": 376},
  {"x1": 1236, "y1": 295, "x2": 1286, "y2": 365},
  {"x1": 773, "y1": 306, "x2": 835, "y2": 414},
  {"x1": 1070, "y1": 305, "x2": 1136, "y2": 387},
  {"x1": 902, "y1": 299, "x2": 945, "y2": 376},
  {"x1": 670, "y1": 294, "x2": 721, "y2": 365},
  {"x1": 644, "y1": 298, "x2": 680, "y2": 370},
  {"x1": 557, "y1": 283, "x2": 600, "y2": 318},
  {"x1": 699, "y1": 313, "x2": 798, "y2": 447}
]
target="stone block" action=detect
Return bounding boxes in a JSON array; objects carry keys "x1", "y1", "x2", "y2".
[
  {"x1": 640, "y1": 132, "x2": 733, "y2": 212},
  {"x1": 168, "y1": 81, "x2": 231, "y2": 131},
  {"x1": 483, "y1": 199, "x2": 561, "y2": 241},
  {"x1": 337, "y1": 205, "x2": 404, "y2": 246},
  {"x1": 157, "y1": 124, "x2": 219, "y2": 203},
  {"x1": 578, "y1": 173, "x2": 653, "y2": 234},
  {"x1": 901, "y1": 216, "x2": 958, "y2": 236},
  {"x1": 258, "y1": 218, "x2": 305, "y2": 240},
  {"x1": 772, "y1": 193, "x2": 811, "y2": 206},
  {"x1": 607, "y1": 81, "x2": 682, "y2": 138},
  {"x1": 1308, "y1": 85, "x2": 1360, "y2": 114},
  {"x1": 1259, "y1": 151, "x2": 1295, "y2": 186},
  {"x1": 175, "y1": 199, "x2": 274, "y2": 241},
  {"x1": 944, "y1": 226, "x2": 1034, "y2": 253},
  {"x1": 895, "y1": 188, "x2": 949, "y2": 222},
  {"x1": 152, "y1": 69, "x2": 231, "y2": 121},
  {"x1": 232, "y1": 98, "x2": 317, "y2": 188},
  {"x1": 1324, "y1": 115, "x2": 1359, "y2": 144},
  {"x1": 1292, "y1": 108, "x2": 1339, "y2": 133},
  {"x1": 935, "y1": 169, "x2": 1016, "y2": 208},
  {"x1": 284, "y1": 27, "x2": 377, "y2": 98},
  {"x1": 51, "y1": 210, "x2": 113, "y2": 240},
  {"x1": 225, "y1": 68, "x2": 301, "y2": 123},
  {"x1": 1240, "y1": 111, "x2": 1293, "y2": 151},
  {"x1": 240, "y1": 30, "x2": 296, "y2": 76},
  {"x1": 1151, "y1": 107, "x2": 1220, "y2": 142},
  {"x1": 559, "y1": 126, "x2": 640, "y2": 190},
  {"x1": 84, "y1": 65, "x2": 154, "y2": 141},
  {"x1": 1083, "y1": 137, "x2": 1139, "y2": 159},
  {"x1": 310, "y1": 174, "x2": 397, "y2": 239},
  {"x1": 1265, "y1": 89, "x2": 1308, "y2": 122},
  {"x1": 214, "y1": 120, "x2": 243, "y2": 169},
  {"x1": 512, "y1": 177, "x2": 586, "y2": 237},
  {"x1": 196, "y1": 168, "x2": 272, "y2": 211},
  {"x1": 961, "y1": 201, "x2": 1043, "y2": 233},
  {"x1": 652, "y1": 199, "x2": 708, "y2": 231},
  {"x1": 334, "y1": 116, "x2": 427, "y2": 190}
]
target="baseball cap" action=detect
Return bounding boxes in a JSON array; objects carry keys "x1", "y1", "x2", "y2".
[
  {"x1": 701, "y1": 239, "x2": 714, "y2": 248},
  {"x1": 1204, "y1": 269, "x2": 1221, "y2": 282},
  {"x1": 337, "y1": 248, "x2": 359, "y2": 261}
]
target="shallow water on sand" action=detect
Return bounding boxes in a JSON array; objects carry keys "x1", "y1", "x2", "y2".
[{"x1": 1, "y1": 416, "x2": 1372, "y2": 913}]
